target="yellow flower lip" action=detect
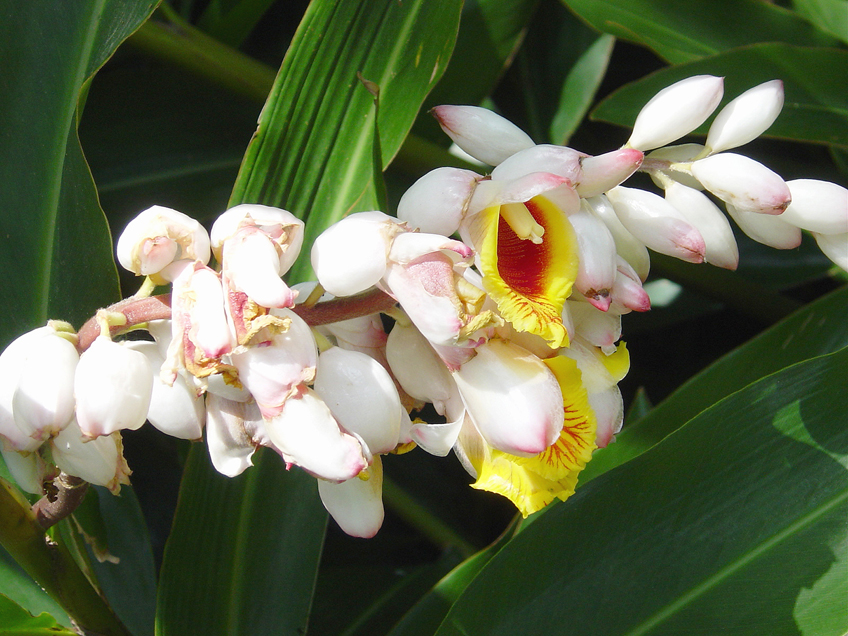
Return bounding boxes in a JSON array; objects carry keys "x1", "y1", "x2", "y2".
[{"x1": 470, "y1": 193, "x2": 579, "y2": 349}]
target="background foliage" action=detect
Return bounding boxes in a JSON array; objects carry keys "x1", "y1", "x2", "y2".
[{"x1": 0, "y1": 0, "x2": 845, "y2": 634}]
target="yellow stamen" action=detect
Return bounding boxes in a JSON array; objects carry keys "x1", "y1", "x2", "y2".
[{"x1": 500, "y1": 202, "x2": 545, "y2": 244}]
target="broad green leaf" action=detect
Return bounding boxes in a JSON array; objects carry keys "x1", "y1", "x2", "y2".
[
  {"x1": 0, "y1": 594, "x2": 75, "y2": 636},
  {"x1": 793, "y1": 0, "x2": 848, "y2": 44},
  {"x1": 550, "y1": 33, "x2": 615, "y2": 145},
  {"x1": 582, "y1": 285, "x2": 848, "y2": 483},
  {"x1": 560, "y1": 0, "x2": 840, "y2": 64},
  {"x1": 84, "y1": 487, "x2": 156, "y2": 636},
  {"x1": 0, "y1": 550, "x2": 71, "y2": 629},
  {"x1": 435, "y1": 347, "x2": 848, "y2": 635},
  {"x1": 0, "y1": 1, "x2": 158, "y2": 348},
  {"x1": 230, "y1": 0, "x2": 463, "y2": 283},
  {"x1": 156, "y1": 448, "x2": 326, "y2": 635},
  {"x1": 156, "y1": 2, "x2": 463, "y2": 634},
  {"x1": 591, "y1": 44, "x2": 848, "y2": 148}
]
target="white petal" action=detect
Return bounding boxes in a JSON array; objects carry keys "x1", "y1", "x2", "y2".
[
  {"x1": 51, "y1": 420, "x2": 131, "y2": 493},
  {"x1": 725, "y1": 203, "x2": 801, "y2": 249},
  {"x1": 453, "y1": 340, "x2": 563, "y2": 457},
  {"x1": 568, "y1": 207, "x2": 618, "y2": 310},
  {"x1": 117, "y1": 205, "x2": 210, "y2": 275},
  {"x1": 223, "y1": 231, "x2": 296, "y2": 308},
  {"x1": 691, "y1": 153, "x2": 791, "y2": 215},
  {"x1": 397, "y1": 167, "x2": 480, "y2": 235},
  {"x1": 432, "y1": 105, "x2": 535, "y2": 166},
  {"x1": 584, "y1": 196, "x2": 651, "y2": 280},
  {"x1": 311, "y1": 212, "x2": 400, "y2": 296},
  {"x1": 0, "y1": 326, "x2": 53, "y2": 450},
  {"x1": 812, "y1": 231, "x2": 848, "y2": 271},
  {"x1": 211, "y1": 204, "x2": 304, "y2": 272},
  {"x1": 314, "y1": 347, "x2": 401, "y2": 455},
  {"x1": 75, "y1": 338, "x2": 153, "y2": 438},
  {"x1": 205, "y1": 393, "x2": 263, "y2": 477},
  {"x1": 780, "y1": 179, "x2": 848, "y2": 235},
  {"x1": 627, "y1": 75, "x2": 724, "y2": 151},
  {"x1": 569, "y1": 300, "x2": 622, "y2": 350},
  {"x1": 125, "y1": 342, "x2": 205, "y2": 440},
  {"x1": 706, "y1": 80, "x2": 784, "y2": 154},
  {"x1": 664, "y1": 181, "x2": 739, "y2": 270},
  {"x1": 1, "y1": 448, "x2": 43, "y2": 494},
  {"x1": 264, "y1": 388, "x2": 367, "y2": 482},
  {"x1": 318, "y1": 456, "x2": 384, "y2": 538},
  {"x1": 490, "y1": 144, "x2": 583, "y2": 184},
  {"x1": 410, "y1": 414, "x2": 464, "y2": 457},
  {"x1": 386, "y1": 322, "x2": 457, "y2": 415},
  {"x1": 606, "y1": 186, "x2": 706, "y2": 263}
]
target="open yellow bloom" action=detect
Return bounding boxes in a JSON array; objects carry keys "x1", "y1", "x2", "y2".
[
  {"x1": 462, "y1": 354, "x2": 597, "y2": 517},
  {"x1": 466, "y1": 188, "x2": 579, "y2": 349}
]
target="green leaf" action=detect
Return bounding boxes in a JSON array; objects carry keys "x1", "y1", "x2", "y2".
[
  {"x1": 560, "y1": 0, "x2": 840, "y2": 64},
  {"x1": 156, "y1": 448, "x2": 327, "y2": 635},
  {"x1": 0, "y1": 1, "x2": 158, "y2": 348},
  {"x1": 0, "y1": 549, "x2": 71, "y2": 629},
  {"x1": 792, "y1": 0, "x2": 848, "y2": 44},
  {"x1": 591, "y1": 44, "x2": 848, "y2": 148},
  {"x1": 435, "y1": 346, "x2": 848, "y2": 635},
  {"x1": 196, "y1": 0, "x2": 278, "y2": 47},
  {"x1": 582, "y1": 286, "x2": 848, "y2": 483},
  {"x1": 230, "y1": 0, "x2": 463, "y2": 283},
  {"x1": 550, "y1": 33, "x2": 615, "y2": 145},
  {"x1": 0, "y1": 594, "x2": 75, "y2": 636}
]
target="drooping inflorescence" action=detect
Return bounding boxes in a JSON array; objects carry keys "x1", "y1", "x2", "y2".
[{"x1": 1, "y1": 76, "x2": 845, "y2": 537}]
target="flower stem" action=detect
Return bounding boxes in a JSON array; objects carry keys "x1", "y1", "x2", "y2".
[{"x1": 0, "y1": 478, "x2": 131, "y2": 635}]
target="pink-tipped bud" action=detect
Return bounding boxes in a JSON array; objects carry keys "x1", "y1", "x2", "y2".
[
  {"x1": 606, "y1": 186, "x2": 706, "y2": 263},
  {"x1": 664, "y1": 181, "x2": 739, "y2": 270},
  {"x1": 780, "y1": 179, "x2": 848, "y2": 235},
  {"x1": 610, "y1": 258, "x2": 651, "y2": 313},
  {"x1": 691, "y1": 153, "x2": 791, "y2": 215},
  {"x1": 706, "y1": 80, "x2": 784, "y2": 154},
  {"x1": 397, "y1": 167, "x2": 480, "y2": 236},
  {"x1": 568, "y1": 208, "x2": 618, "y2": 310},
  {"x1": 432, "y1": 105, "x2": 535, "y2": 166},
  {"x1": 583, "y1": 196, "x2": 651, "y2": 281},
  {"x1": 725, "y1": 203, "x2": 801, "y2": 249},
  {"x1": 627, "y1": 75, "x2": 724, "y2": 151},
  {"x1": 576, "y1": 148, "x2": 644, "y2": 197}
]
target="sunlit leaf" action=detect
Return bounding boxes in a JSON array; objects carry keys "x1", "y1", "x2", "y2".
[
  {"x1": 792, "y1": 0, "x2": 848, "y2": 44},
  {"x1": 436, "y1": 346, "x2": 848, "y2": 635},
  {"x1": 0, "y1": 594, "x2": 75, "y2": 636},
  {"x1": 591, "y1": 44, "x2": 848, "y2": 148},
  {"x1": 561, "y1": 0, "x2": 839, "y2": 64},
  {"x1": 0, "y1": 1, "x2": 158, "y2": 348}
]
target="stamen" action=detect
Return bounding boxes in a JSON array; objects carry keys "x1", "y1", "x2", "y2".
[{"x1": 500, "y1": 203, "x2": 545, "y2": 244}]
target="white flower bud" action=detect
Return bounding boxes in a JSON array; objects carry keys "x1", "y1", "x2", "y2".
[
  {"x1": 453, "y1": 340, "x2": 563, "y2": 458},
  {"x1": 490, "y1": 144, "x2": 583, "y2": 184},
  {"x1": 576, "y1": 148, "x2": 644, "y2": 197},
  {"x1": 610, "y1": 257, "x2": 651, "y2": 313},
  {"x1": 124, "y1": 342, "x2": 205, "y2": 440},
  {"x1": 311, "y1": 212, "x2": 403, "y2": 297},
  {"x1": 568, "y1": 300, "x2": 622, "y2": 351},
  {"x1": 584, "y1": 196, "x2": 651, "y2": 280},
  {"x1": 314, "y1": 347, "x2": 401, "y2": 456},
  {"x1": 264, "y1": 388, "x2": 367, "y2": 483},
  {"x1": 116, "y1": 206, "x2": 210, "y2": 279},
  {"x1": 606, "y1": 186, "x2": 706, "y2": 263},
  {"x1": 725, "y1": 203, "x2": 801, "y2": 249},
  {"x1": 221, "y1": 230, "x2": 297, "y2": 309},
  {"x1": 210, "y1": 204, "x2": 304, "y2": 273},
  {"x1": 779, "y1": 179, "x2": 848, "y2": 235},
  {"x1": 812, "y1": 231, "x2": 848, "y2": 271},
  {"x1": 318, "y1": 455, "x2": 384, "y2": 538},
  {"x1": 691, "y1": 153, "x2": 791, "y2": 215},
  {"x1": 627, "y1": 75, "x2": 724, "y2": 151},
  {"x1": 664, "y1": 181, "x2": 739, "y2": 270},
  {"x1": 397, "y1": 167, "x2": 480, "y2": 235},
  {"x1": 51, "y1": 419, "x2": 131, "y2": 494},
  {"x1": 75, "y1": 337, "x2": 153, "y2": 439},
  {"x1": 568, "y1": 207, "x2": 618, "y2": 311},
  {"x1": 12, "y1": 331, "x2": 78, "y2": 443},
  {"x1": 706, "y1": 80, "x2": 784, "y2": 154},
  {"x1": 432, "y1": 105, "x2": 536, "y2": 166}
]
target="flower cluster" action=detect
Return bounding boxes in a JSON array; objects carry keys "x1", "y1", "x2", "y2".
[{"x1": 1, "y1": 76, "x2": 844, "y2": 538}]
